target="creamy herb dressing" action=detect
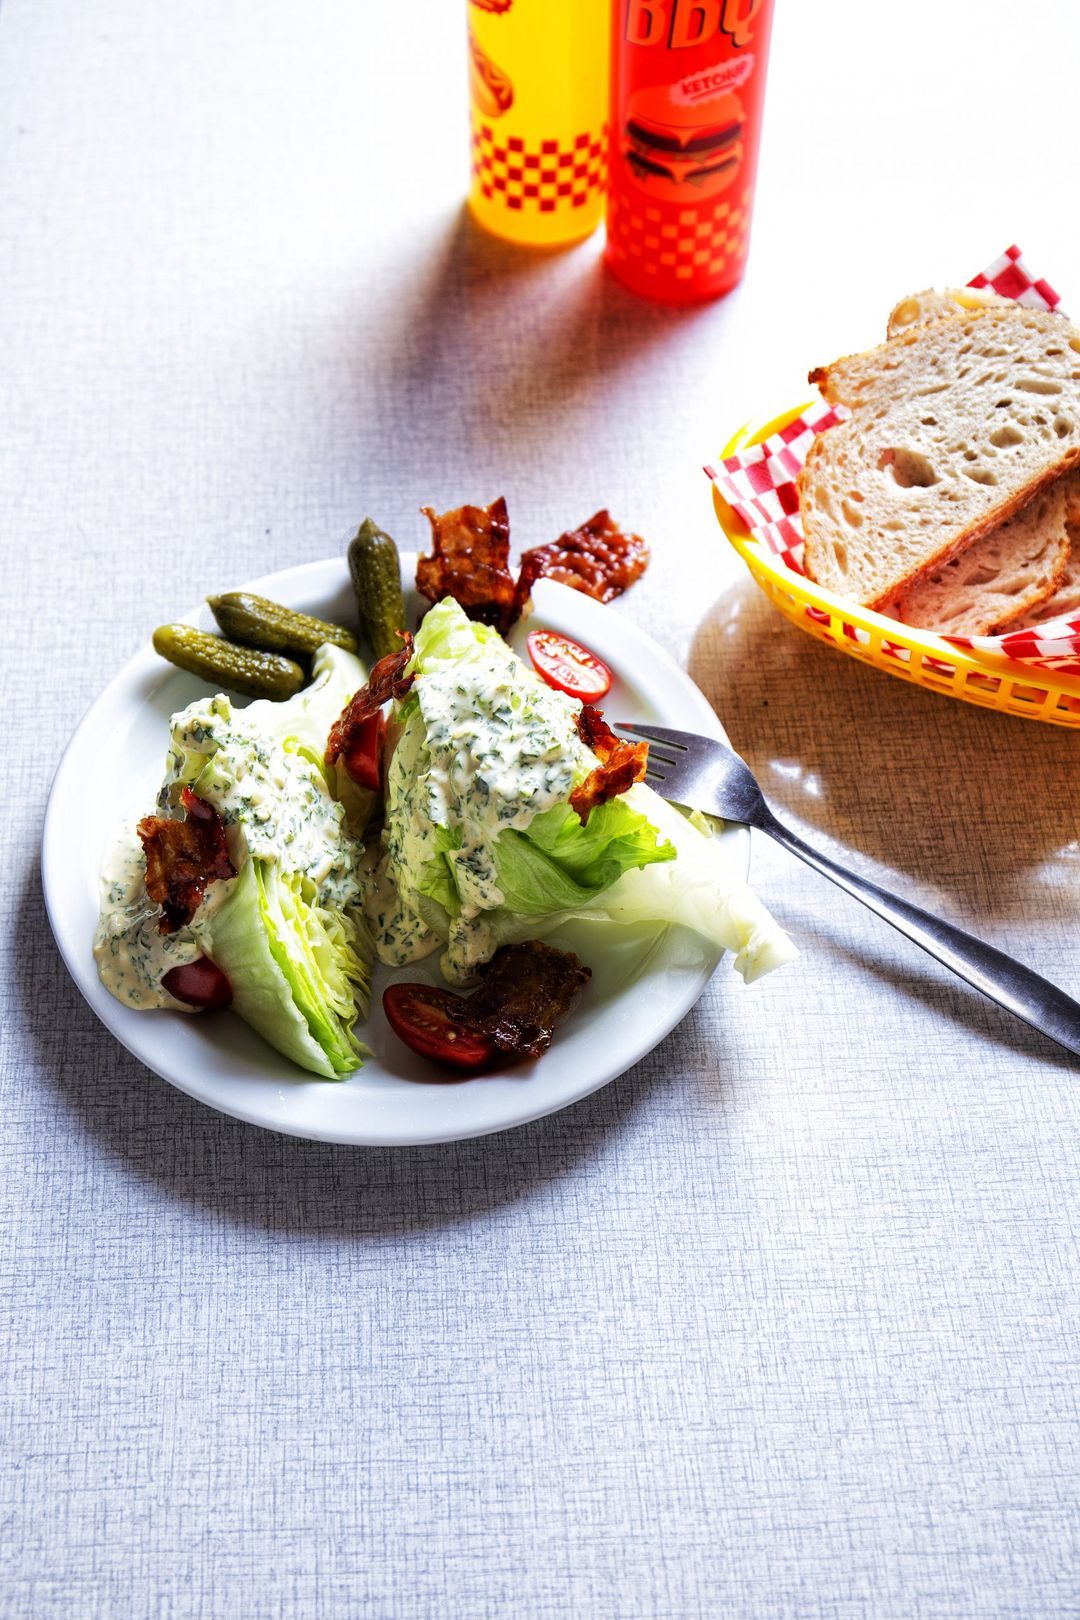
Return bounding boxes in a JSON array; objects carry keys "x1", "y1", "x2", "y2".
[
  {"x1": 359, "y1": 841, "x2": 438, "y2": 967},
  {"x1": 95, "y1": 691, "x2": 366, "y2": 1009},
  {"x1": 92, "y1": 826, "x2": 228, "y2": 1010},
  {"x1": 161, "y1": 696, "x2": 360, "y2": 909},
  {"x1": 366, "y1": 650, "x2": 592, "y2": 985}
]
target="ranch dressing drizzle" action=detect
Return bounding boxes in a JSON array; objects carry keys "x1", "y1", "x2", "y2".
[
  {"x1": 95, "y1": 692, "x2": 365, "y2": 1009},
  {"x1": 367, "y1": 652, "x2": 592, "y2": 985},
  {"x1": 93, "y1": 826, "x2": 229, "y2": 1010}
]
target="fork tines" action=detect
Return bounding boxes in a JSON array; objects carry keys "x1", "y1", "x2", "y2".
[
  {"x1": 614, "y1": 721, "x2": 690, "y2": 748},
  {"x1": 615, "y1": 720, "x2": 690, "y2": 782}
]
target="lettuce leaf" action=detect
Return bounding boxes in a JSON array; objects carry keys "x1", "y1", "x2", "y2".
[
  {"x1": 205, "y1": 857, "x2": 370, "y2": 1078},
  {"x1": 411, "y1": 598, "x2": 507, "y2": 672},
  {"x1": 246, "y1": 642, "x2": 372, "y2": 754},
  {"x1": 410, "y1": 790, "x2": 793, "y2": 985},
  {"x1": 566, "y1": 784, "x2": 796, "y2": 983}
]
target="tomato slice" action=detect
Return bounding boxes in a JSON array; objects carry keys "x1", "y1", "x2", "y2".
[
  {"x1": 341, "y1": 710, "x2": 385, "y2": 792},
  {"x1": 527, "y1": 629, "x2": 612, "y2": 703},
  {"x1": 383, "y1": 983, "x2": 496, "y2": 1074},
  {"x1": 162, "y1": 956, "x2": 233, "y2": 1009}
]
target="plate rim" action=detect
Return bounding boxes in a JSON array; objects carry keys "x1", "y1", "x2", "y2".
[{"x1": 41, "y1": 556, "x2": 748, "y2": 1146}]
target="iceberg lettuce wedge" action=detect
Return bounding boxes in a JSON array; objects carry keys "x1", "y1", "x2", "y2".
[
  {"x1": 367, "y1": 597, "x2": 793, "y2": 985},
  {"x1": 172, "y1": 642, "x2": 374, "y2": 1076}
]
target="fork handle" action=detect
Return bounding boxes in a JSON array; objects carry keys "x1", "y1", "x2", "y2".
[{"x1": 760, "y1": 808, "x2": 1080, "y2": 1059}]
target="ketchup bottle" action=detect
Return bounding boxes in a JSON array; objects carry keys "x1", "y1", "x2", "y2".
[{"x1": 605, "y1": 0, "x2": 775, "y2": 302}]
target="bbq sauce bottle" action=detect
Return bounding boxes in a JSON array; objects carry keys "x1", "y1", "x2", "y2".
[
  {"x1": 605, "y1": 0, "x2": 776, "y2": 302},
  {"x1": 467, "y1": 0, "x2": 609, "y2": 248}
]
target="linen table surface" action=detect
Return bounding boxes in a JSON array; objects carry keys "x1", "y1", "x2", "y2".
[{"x1": 3, "y1": 2, "x2": 1079, "y2": 1615}]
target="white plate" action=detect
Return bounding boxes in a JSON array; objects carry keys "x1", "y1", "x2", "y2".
[{"x1": 42, "y1": 557, "x2": 748, "y2": 1146}]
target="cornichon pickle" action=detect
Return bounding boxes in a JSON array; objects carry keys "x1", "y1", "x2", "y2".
[
  {"x1": 207, "y1": 591, "x2": 358, "y2": 658},
  {"x1": 152, "y1": 624, "x2": 305, "y2": 700},
  {"x1": 347, "y1": 518, "x2": 407, "y2": 660}
]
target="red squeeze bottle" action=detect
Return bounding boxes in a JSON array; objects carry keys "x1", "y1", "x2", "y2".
[{"x1": 605, "y1": 0, "x2": 775, "y2": 303}]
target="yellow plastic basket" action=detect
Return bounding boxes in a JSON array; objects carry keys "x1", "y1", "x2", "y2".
[{"x1": 712, "y1": 403, "x2": 1080, "y2": 729}]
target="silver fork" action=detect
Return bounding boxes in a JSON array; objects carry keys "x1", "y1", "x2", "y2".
[{"x1": 617, "y1": 721, "x2": 1080, "y2": 1060}]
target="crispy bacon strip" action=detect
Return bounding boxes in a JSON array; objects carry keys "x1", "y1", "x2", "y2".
[
  {"x1": 461, "y1": 941, "x2": 591, "y2": 1059},
  {"x1": 570, "y1": 703, "x2": 648, "y2": 825},
  {"x1": 415, "y1": 502, "x2": 649, "y2": 631},
  {"x1": 325, "y1": 632, "x2": 415, "y2": 767},
  {"x1": 518, "y1": 510, "x2": 649, "y2": 605},
  {"x1": 137, "y1": 788, "x2": 235, "y2": 935},
  {"x1": 416, "y1": 497, "x2": 518, "y2": 632},
  {"x1": 509, "y1": 549, "x2": 545, "y2": 626}
]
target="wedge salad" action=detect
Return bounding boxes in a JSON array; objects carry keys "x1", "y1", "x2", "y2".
[
  {"x1": 94, "y1": 643, "x2": 374, "y2": 1077},
  {"x1": 94, "y1": 501, "x2": 794, "y2": 1081}
]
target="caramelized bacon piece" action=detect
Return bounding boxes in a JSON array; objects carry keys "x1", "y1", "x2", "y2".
[
  {"x1": 325, "y1": 632, "x2": 415, "y2": 767},
  {"x1": 384, "y1": 942, "x2": 589, "y2": 1071},
  {"x1": 462, "y1": 941, "x2": 591, "y2": 1059},
  {"x1": 415, "y1": 501, "x2": 649, "y2": 630},
  {"x1": 137, "y1": 788, "x2": 235, "y2": 934},
  {"x1": 519, "y1": 510, "x2": 649, "y2": 605},
  {"x1": 416, "y1": 497, "x2": 518, "y2": 632},
  {"x1": 570, "y1": 703, "x2": 649, "y2": 825},
  {"x1": 575, "y1": 703, "x2": 619, "y2": 754},
  {"x1": 509, "y1": 549, "x2": 546, "y2": 626}
]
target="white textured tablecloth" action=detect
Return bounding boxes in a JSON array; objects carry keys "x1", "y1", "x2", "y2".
[{"x1": 4, "y1": 1, "x2": 1080, "y2": 1615}]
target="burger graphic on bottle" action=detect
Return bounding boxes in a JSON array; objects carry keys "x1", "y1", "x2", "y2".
[{"x1": 623, "y1": 85, "x2": 744, "y2": 204}]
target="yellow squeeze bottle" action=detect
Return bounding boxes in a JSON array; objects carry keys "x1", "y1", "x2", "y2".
[{"x1": 466, "y1": 0, "x2": 609, "y2": 248}]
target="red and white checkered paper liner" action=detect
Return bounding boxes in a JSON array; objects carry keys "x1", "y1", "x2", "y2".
[{"x1": 706, "y1": 247, "x2": 1080, "y2": 677}]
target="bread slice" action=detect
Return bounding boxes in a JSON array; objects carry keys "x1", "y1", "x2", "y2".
[
  {"x1": 1009, "y1": 479, "x2": 1080, "y2": 630},
  {"x1": 878, "y1": 291, "x2": 1072, "y2": 633},
  {"x1": 1009, "y1": 541, "x2": 1080, "y2": 631},
  {"x1": 799, "y1": 306, "x2": 1080, "y2": 607},
  {"x1": 882, "y1": 482, "x2": 1068, "y2": 635},
  {"x1": 886, "y1": 285, "x2": 1011, "y2": 340}
]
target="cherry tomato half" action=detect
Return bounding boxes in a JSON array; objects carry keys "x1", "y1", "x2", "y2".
[
  {"x1": 526, "y1": 629, "x2": 612, "y2": 703},
  {"x1": 162, "y1": 956, "x2": 233, "y2": 1009},
  {"x1": 383, "y1": 984, "x2": 495, "y2": 1074},
  {"x1": 341, "y1": 710, "x2": 385, "y2": 793}
]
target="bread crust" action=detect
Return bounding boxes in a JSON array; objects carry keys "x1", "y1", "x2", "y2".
[{"x1": 885, "y1": 286, "x2": 1013, "y2": 342}]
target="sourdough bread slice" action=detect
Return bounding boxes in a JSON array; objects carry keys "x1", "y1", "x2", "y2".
[
  {"x1": 883, "y1": 482, "x2": 1068, "y2": 635},
  {"x1": 880, "y1": 291, "x2": 1072, "y2": 633},
  {"x1": 1009, "y1": 478, "x2": 1080, "y2": 629},
  {"x1": 1010, "y1": 542, "x2": 1080, "y2": 630},
  {"x1": 799, "y1": 306, "x2": 1080, "y2": 606},
  {"x1": 886, "y1": 286, "x2": 1011, "y2": 340}
]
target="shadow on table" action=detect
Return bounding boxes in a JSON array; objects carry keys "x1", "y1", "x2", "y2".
[
  {"x1": 327, "y1": 203, "x2": 734, "y2": 507},
  {"x1": 21, "y1": 862, "x2": 711, "y2": 1239},
  {"x1": 778, "y1": 891, "x2": 1080, "y2": 1066},
  {"x1": 687, "y1": 577, "x2": 1080, "y2": 1063},
  {"x1": 689, "y1": 576, "x2": 1080, "y2": 929}
]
